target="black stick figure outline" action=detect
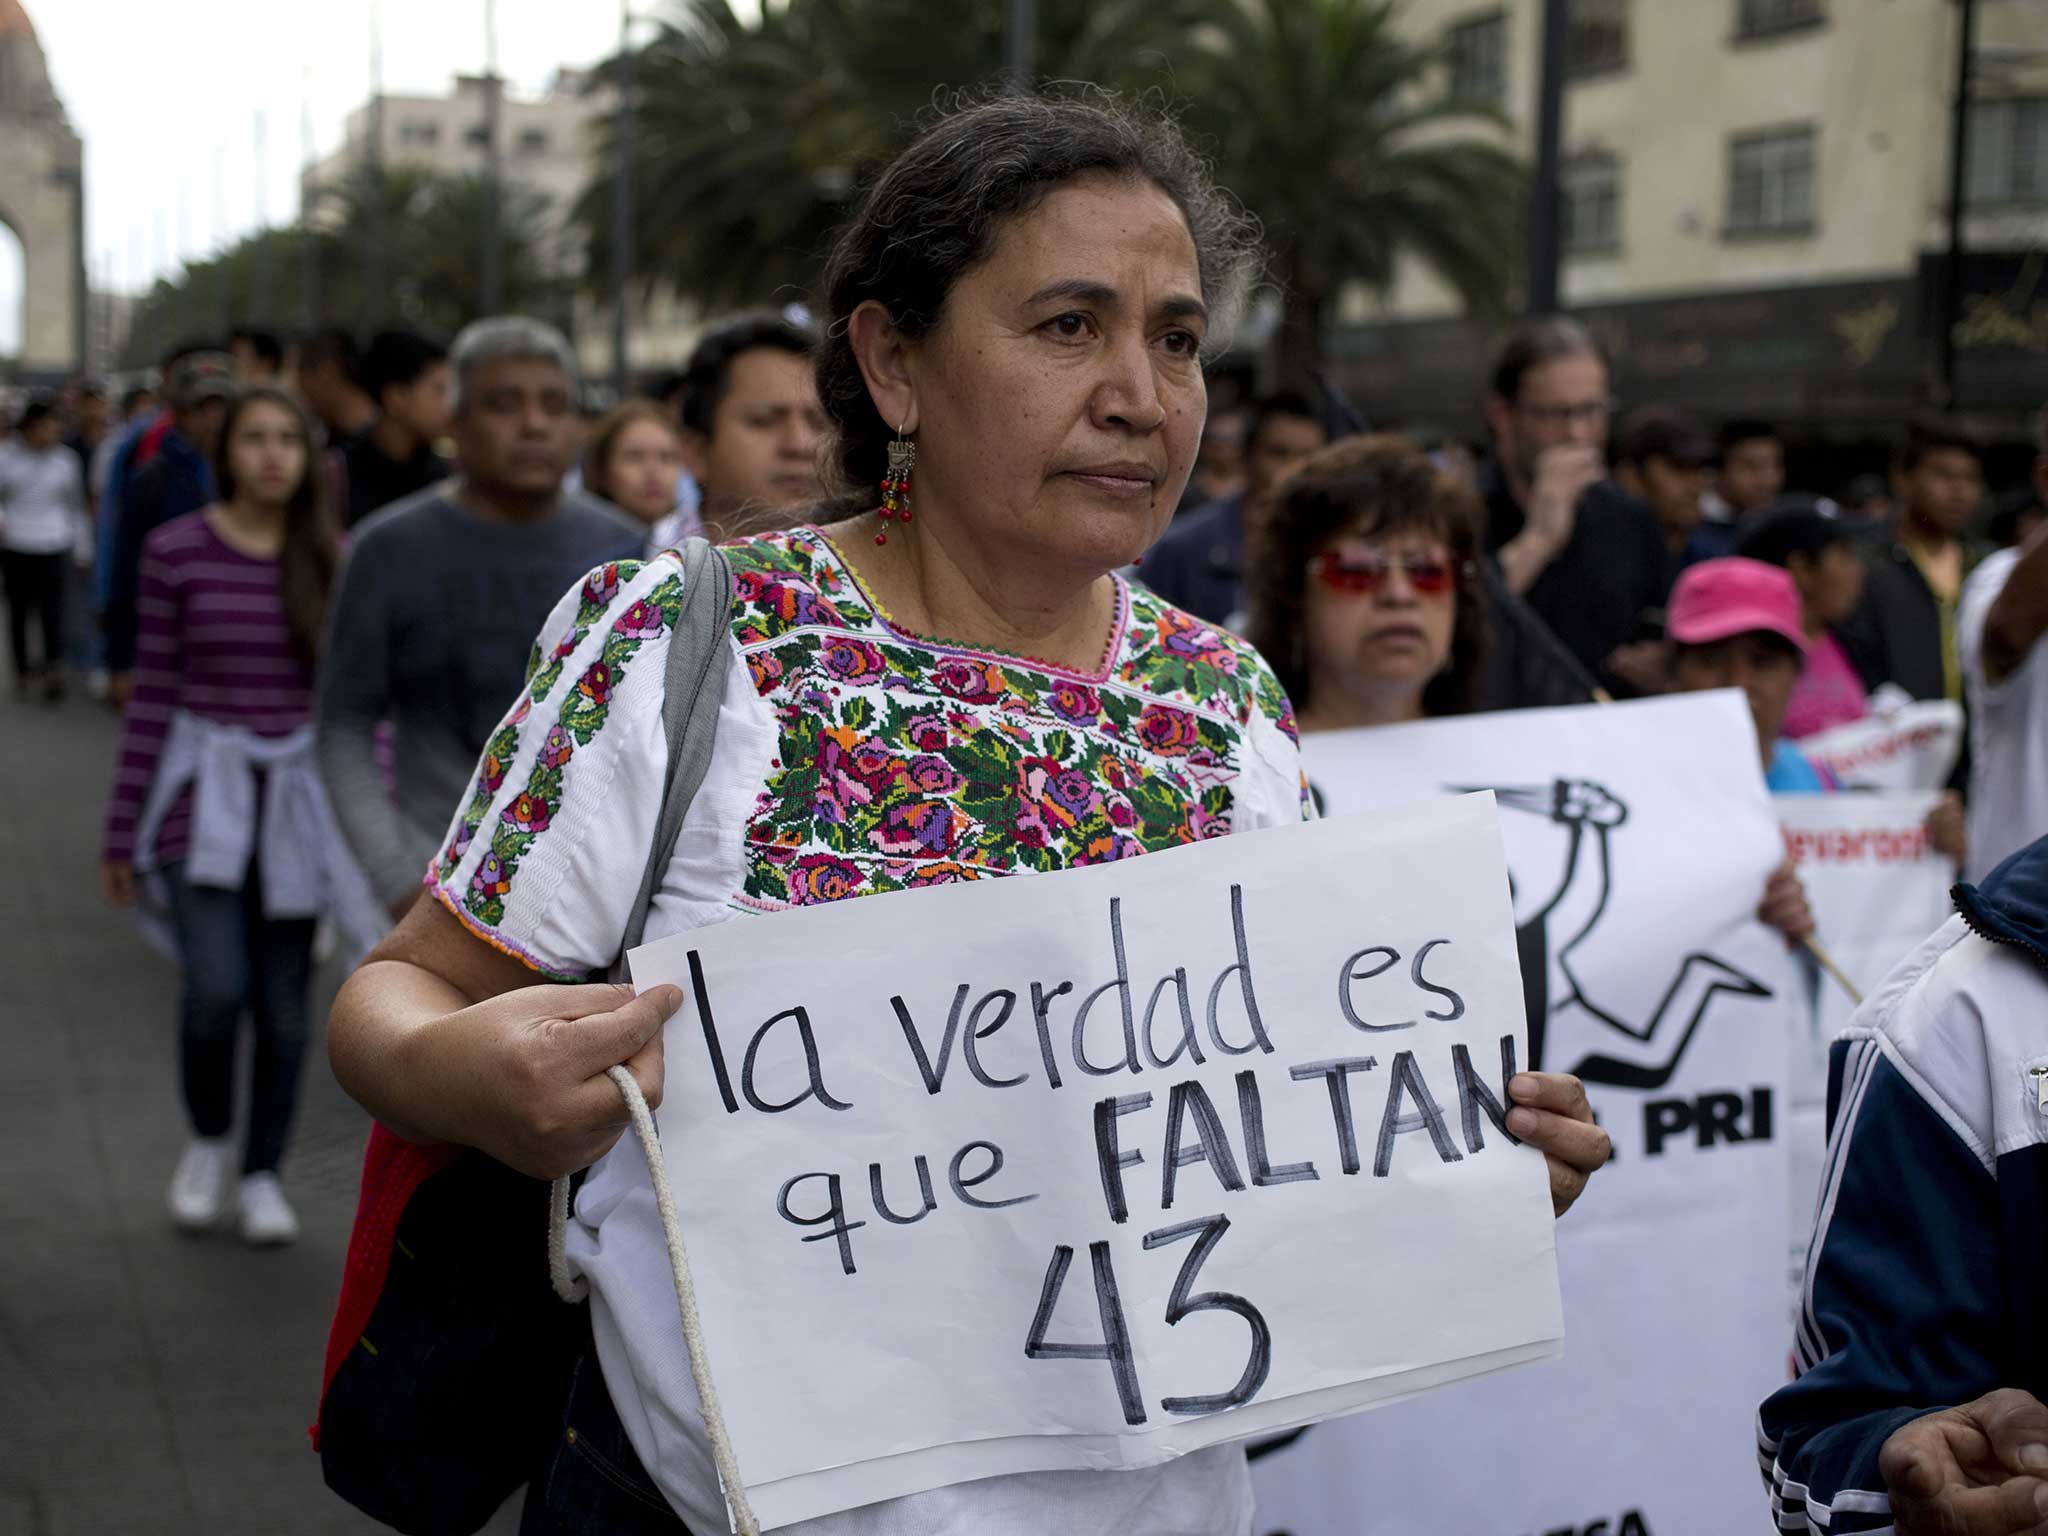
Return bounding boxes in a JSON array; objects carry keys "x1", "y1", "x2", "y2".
[{"x1": 1465, "y1": 779, "x2": 1774, "y2": 1090}]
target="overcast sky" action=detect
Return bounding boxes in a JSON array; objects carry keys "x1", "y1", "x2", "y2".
[{"x1": 3, "y1": 0, "x2": 667, "y2": 355}]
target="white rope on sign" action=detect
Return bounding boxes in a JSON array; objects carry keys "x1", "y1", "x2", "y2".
[{"x1": 546, "y1": 1067, "x2": 761, "y2": 1536}]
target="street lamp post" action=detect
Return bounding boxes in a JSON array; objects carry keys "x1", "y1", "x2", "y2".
[
  {"x1": 364, "y1": 0, "x2": 387, "y2": 331},
  {"x1": 610, "y1": 0, "x2": 635, "y2": 400},
  {"x1": 480, "y1": 0, "x2": 505, "y2": 317},
  {"x1": 1524, "y1": 0, "x2": 1569, "y2": 316},
  {"x1": 1935, "y1": 0, "x2": 1979, "y2": 409}
]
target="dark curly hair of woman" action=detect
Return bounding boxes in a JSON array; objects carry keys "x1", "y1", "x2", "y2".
[{"x1": 1246, "y1": 434, "x2": 1491, "y2": 720}]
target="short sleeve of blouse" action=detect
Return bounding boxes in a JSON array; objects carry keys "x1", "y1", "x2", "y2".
[
  {"x1": 1235, "y1": 665, "x2": 1314, "y2": 831},
  {"x1": 424, "y1": 552, "x2": 691, "y2": 979}
]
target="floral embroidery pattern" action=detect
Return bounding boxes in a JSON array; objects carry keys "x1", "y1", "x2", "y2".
[
  {"x1": 438, "y1": 555, "x2": 680, "y2": 885},
  {"x1": 726, "y1": 530, "x2": 1295, "y2": 909}
]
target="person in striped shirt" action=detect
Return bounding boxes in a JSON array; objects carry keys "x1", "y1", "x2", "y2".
[{"x1": 100, "y1": 385, "x2": 368, "y2": 1247}]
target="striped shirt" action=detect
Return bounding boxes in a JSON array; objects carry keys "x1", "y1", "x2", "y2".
[{"x1": 102, "y1": 511, "x2": 315, "y2": 867}]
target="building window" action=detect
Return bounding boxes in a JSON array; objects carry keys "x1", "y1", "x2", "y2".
[
  {"x1": 396, "y1": 120, "x2": 440, "y2": 147},
  {"x1": 517, "y1": 127, "x2": 550, "y2": 156},
  {"x1": 1446, "y1": 11, "x2": 1506, "y2": 104},
  {"x1": 1726, "y1": 125, "x2": 1816, "y2": 236},
  {"x1": 1968, "y1": 98, "x2": 2048, "y2": 207},
  {"x1": 1562, "y1": 151, "x2": 1623, "y2": 255},
  {"x1": 1735, "y1": 0, "x2": 1825, "y2": 39},
  {"x1": 1566, "y1": 0, "x2": 1628, "y2": 80},
  {"x1": 464, "y1": 123, "x2": 489, "y2": 148}
]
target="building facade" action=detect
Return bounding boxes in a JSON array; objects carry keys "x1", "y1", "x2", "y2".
[
  {"x1": 1331, "y1": 0, "x2": 2048, "y2": 447},
  {"x1": 301, "y1": 71, "x2": 702, "y2": 385}
]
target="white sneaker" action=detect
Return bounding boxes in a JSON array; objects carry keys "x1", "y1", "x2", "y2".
[
  {"x1": 237, "y1": 1173, "x2": 300, "y2": 1246},
  {"x1": 167, "y1": 1137, "x2": 234, "y2": 1229}
]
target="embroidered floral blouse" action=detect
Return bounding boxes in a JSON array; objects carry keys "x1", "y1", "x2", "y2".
[
  {"x1": 421, "y1": 525, "x2": 1309, "y2": 1536},
  {"x1": 425, "y1": 525, "x2": 1309, "y2": 980}
]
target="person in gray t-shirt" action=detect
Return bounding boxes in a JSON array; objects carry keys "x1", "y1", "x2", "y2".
[{"x1": 316, "y1": 318, "x2": 645, "y2": 921}]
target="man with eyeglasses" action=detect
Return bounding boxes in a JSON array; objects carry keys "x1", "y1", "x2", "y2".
[{"x1": 1482, "y1": 316, "x2": 1670, "y2": 697}]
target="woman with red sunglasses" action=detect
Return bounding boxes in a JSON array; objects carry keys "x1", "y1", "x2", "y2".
[{"x1": 1248, "y1": 435, "x2": 1488, "y2": 731}]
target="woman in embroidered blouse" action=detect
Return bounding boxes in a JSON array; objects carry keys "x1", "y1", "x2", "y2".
[{"x1": 328, "y1": 95, "x2": 1609, "y2": 1535}]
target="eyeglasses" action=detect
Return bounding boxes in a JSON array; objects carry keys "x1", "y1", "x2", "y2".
[
  {"x1": 1515, "y1": 398, "x2": 1617, "y2": 430},
  {"x1": 1311, "y1": 550, "x2": 1460, "y2": 597}
]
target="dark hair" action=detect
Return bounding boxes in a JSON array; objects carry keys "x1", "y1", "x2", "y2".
[
  {"x1": 296, "y1": 326, "x2": 362, "y2": 383},
  {"x1": 229, "y1": 327, "x2": 285, "y2": 371},
  {"x1": 1717, "y1": 418, "x2": 1780, "y2": 458},
  {"x1": 1735, "y1": 501, "x2": 1853, "y2": 568},
  {"x1": 15, "y1": 398, "x2": 56, "y2": 434},
  {"x1": 1247, "y1": 434, "x2": 1490, "y2": 719},
  {"x1": 1896, "y1": 413, "x2": 1983, "y2": 474},
  {"x1": 1489, "y1": 315, "x2": 1606, "y2": 403},
  {"x1": 1248, "y1": 391, "x2": 1324, "y2": 452},
  {"x1": 1616, "y1": 404, "x2": 1712, "y2": 469},
  {"x1": 159, "y1": 335, "x2": 221, "y2": 374},
  {"x1": 814, "y1": 90, "x2": 1260, "y2": 502},
  {"x1": 679, "y1": 313, "x2": 816, "y2": 437},
  {"x1": 582, "y1": 399, "x2": 683, "y2": 507},
  {"x1": 211, "y1": 387, "x2": 339, "y2": 667},
  {"x1": 361, "y1": 328, "x2": 449, "y2": 409},
  {"x1": 119, "y1": 384, "x2": 156, "y2": 415},
  {"x1": 649, "y1": 369, "x2": 690, "y2": 409},
  {"x1": 1841, "y1": 473, "x2": 1889, "y2": 510}
]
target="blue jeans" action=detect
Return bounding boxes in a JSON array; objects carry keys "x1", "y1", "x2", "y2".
[
  {"x1": 519, "y1": 1336, "x2": 692, "y2": 1534},
  {"x1": 163, "y1": 861, "x2": 316, "y2": 1175}
]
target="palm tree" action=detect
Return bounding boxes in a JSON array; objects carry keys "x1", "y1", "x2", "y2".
[
  {"x1": 120, "y1": 166, "x2": 573, "y2": 368},
  {"x1": 586, "y1": 0, "x2": 1523, "y2": 381},
  {"x1": 579, "y1": 0, "x2": 1195, "y2": 313},
  {"x1": 1177, "y1": 0, "x2": 1525, "y2": 382}
]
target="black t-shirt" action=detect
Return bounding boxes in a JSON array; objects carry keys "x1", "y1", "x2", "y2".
[
  {"x1": 337, "y1": 430, "x2": 451, "y2": 528},
  {"x1": 1483, "y1": 466, "x2": 1671, "y2": 697}
]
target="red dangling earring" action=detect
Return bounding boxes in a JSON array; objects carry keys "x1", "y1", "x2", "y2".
[{"x1": 875, "y1": 421, "x2": 915, "y2": 545}]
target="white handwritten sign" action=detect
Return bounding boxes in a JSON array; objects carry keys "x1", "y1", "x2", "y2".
[{"x1": 626, "y1": 795, "x2": 1561, "y2": 1528}]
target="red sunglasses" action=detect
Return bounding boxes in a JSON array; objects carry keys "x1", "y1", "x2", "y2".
[{"x1": 1311, "y1": 550, "x2": 1460, "y2": 597}]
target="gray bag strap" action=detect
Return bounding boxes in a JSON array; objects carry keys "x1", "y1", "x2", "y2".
[
  {"x1": 611, "y1": 536, "x2": 736, "y2": 975},
  {"x1": 553, "y1": 538, "x2": 763, "y2": 1530}
]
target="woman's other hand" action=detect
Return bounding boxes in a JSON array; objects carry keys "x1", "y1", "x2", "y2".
[
  {"x1": 101, "y1": 860, "x2": 134, "y2": 908},
  {"x1": 1508, "y1": 1072, "x2": 1610, "y2": 1218},
  {"x1": 1924, "y1": 791, "x2": 1967, "y2": 868},
  {"x1": 1758, "y1": 857, "x2": 1816, "y2": 945}
]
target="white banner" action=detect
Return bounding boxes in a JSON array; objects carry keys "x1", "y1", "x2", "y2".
[
  {"x1": 628, "y1": 797, "x2": 1563, "y2": 1529},
  {"x1": 1775, "y1": 791, "x2": 1953, "y2": 1311},
  {"x1": 1250, "y1": 692, "x2": 1800, "y2": 1536},
  {"x1": 1799, "y1": 697, "x2": 1963, "y2": 791}
]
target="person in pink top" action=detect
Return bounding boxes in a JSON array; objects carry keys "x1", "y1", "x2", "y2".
[
  {"x1": 1734, "y1": 502, "x2": 1869, "y2": 739},
  {"x1": 100, "y1": 386, "x2": 369, "y2": 1247}
]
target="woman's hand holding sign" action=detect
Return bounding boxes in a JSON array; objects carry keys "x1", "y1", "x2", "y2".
[
  {"x1": 420, "y1": 982, "x2": 683, "y2": 1180},
  {"x1": 331, "y1": 898, "x2": 685, "y2": 1180},
  {"x1": 1506, "y1": 1072, "x2": 1610, "y2": 1217}
]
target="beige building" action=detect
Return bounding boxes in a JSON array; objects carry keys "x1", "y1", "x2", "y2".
[
  {"x1": 301, "y1": 70, "x2": 703, "y2": 384},
  {"x1": 1333, "y1": 0, "x2": 2048, "y2": 437}
]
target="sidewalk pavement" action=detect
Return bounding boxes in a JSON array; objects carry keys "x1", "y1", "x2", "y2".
[{"x1": 0, "y1": 684, "x2": 521, "y2": 1536}]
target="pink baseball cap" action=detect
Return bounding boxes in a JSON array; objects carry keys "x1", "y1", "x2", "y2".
[{"x1": 1666, "y1": 557, "x2": 1808, "y2": 652}]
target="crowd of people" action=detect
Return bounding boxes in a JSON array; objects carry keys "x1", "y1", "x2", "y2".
[{"x1": 3, "y1": 86, "x2": 2047, "y2": 1536}]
